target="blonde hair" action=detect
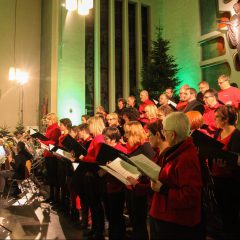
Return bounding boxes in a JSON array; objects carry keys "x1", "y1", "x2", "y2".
[
  {"x1": 106, "y1": 113, "x2": 119, "y2": 126},
  {"x1": 124, "y1": 121, "x2": 147, "y2": 147},
  {"x1": 46, "y1": 113, "x2": 58, "y2": 124},
  {"x1": 87, "y1": 116, "x2": 105, "y2": 137},
  {"x1": 218, "y1": 74, "x2": 229, "y2": 82},
  {"x1": 145, "y1": 105, "x2": 158, "y2": 120}
]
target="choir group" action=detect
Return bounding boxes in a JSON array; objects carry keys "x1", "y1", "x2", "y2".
[{"x1": 0, "y1": 74, "x2": 240, "y2": 240}]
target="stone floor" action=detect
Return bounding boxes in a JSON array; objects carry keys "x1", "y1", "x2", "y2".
[{"x1": 0, "y1": 181, "x2": 84, "y2": 239}]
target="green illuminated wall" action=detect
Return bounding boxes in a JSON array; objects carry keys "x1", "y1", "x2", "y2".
[
  {"x1": 156, "y1": 0, "x2": 201, "y2": 92},
  {"x1": 57, "y1": 8, "x2": 86, "y2": 125}
]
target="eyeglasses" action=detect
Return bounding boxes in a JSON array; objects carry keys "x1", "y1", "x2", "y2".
[
  {"x1": 104, "y1": 136, "x2": 110, "y2": 141},
  {"x1": 214, "y1": 115, "x2": 222, "y2": 120},
  {"x1": 107, "y1": 118, "x2": 115, "y2": 121},
  {"x1": 218, "y1": 81, "x2": 225, "y2": 85},
  {"x1": 161, "y1": 129, "x2": 173, "y2": 135},
  {"x1": 203, "y1": 95, "x2": 213, "y2": 99}
]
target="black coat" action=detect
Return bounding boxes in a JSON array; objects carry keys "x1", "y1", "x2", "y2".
[
  {"x1": 183, "y1": 99, "x2": 205, "y2": 115},
  {"x1": 10, "y1": 150, "x2": 33, "y2": 180}
]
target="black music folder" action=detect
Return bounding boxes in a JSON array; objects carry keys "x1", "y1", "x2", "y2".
[
  {"x1": 61, "y1": 134, "x2": 87, "y2": 156},
  {"x1": 96, "y1": 143, "x2": 129, "y2": 165},
  {"x1": 191, "y1": 130, "x2": 239, "y2": 166},
  {"x1": 30, "y1": 128, "x2": 49, "y2": 141},
  {"x1": 49, "y1": 144, "x2": 75, "y2": 162}
]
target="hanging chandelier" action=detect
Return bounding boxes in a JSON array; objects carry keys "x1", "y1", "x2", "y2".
[{"x1": 65, "y1": 0, "x2": 93, "y2": 15}]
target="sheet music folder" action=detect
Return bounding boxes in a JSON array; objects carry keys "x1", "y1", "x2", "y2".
[
  {"x1": 96, "y1": 143, "x2": 129, "y2": 165},
  {"x1": 191, "y1": 130, "x2": 239, "y2": 165},
  {"x1": 97, "y1": 144, "x2": 161, "y2": 181},
  {"x1": 61, "y1": 135, "x2": 87, "y2": 156},
  {"x1": 49, "y1": 144, "x2": 75, "y2": 162},
  {"x1": 29, "y1": 128, "x2": 49, "y2": 141}
]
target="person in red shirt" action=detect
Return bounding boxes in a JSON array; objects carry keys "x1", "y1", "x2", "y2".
[
  {"x1": 176, "y1": 84, "x2": 189, "y2": 111},
  {"x1": 101, "y1": 127, "x2": 127, "y2": 240},
  {"x1": 218, "y1": 75, "x2": 240, "y2": 109},
  {"x1": 41, "y1": 113, "x2": 61, "y2": 204},
  {"x1": 147, "y1": 120, "x2": 169, "y2": 165},
  {"x1": 56, "y1": 118, "x2": 72, "y2": 212},
  {"x1": 71, "y1": 123, "x2": 92, "y2": 228},
  {"x1": 202, "y1": 89, "x2": 222, "y2": 136},
  {"x1": 212, "y1": 105, "x2": 240, "y2": 239},
  {"x1": 143, "y1": 105, "x2": 158, "y2": 133},
  {"x1": 80, "y1": 116, "x2": 106, "y2": 240},
  {"x1": 138, "y1": 90, "x2": 155, "y2": 124},
  {"x1": 157, "y1": 105, "x2": 174, "y2": 121},
  {"x1": 150, "y1": 112, "x2": 203, "y2": 240}
]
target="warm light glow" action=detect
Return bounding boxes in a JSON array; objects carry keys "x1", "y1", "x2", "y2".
[
  {"x1": 82, "y1": 0, "x2": 93, "y2": 9},
  {"x1": 66, "y1": 0, "x2": 77, "y2": 11},
  {"x1": 9, "y1": 67, "x2": 29, "y2": 84},
  {"x1": 78, "y1": 2, "x2": 89, "y2": 15},
  {"x1": 9, "y1": 67, "x2": 16, "y2": 81},
  {"x1": 16, "y1": 70, "x2": 29, "y2": 85}
]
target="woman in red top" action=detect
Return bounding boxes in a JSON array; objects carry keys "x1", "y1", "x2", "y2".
[
  {"x1": 56, "y1": 118, "x2": 72, "y2": 212},
  {"x1": 71, "y1": 123, "x2": 92, "y2": 228},
  {"x1": 147, "y1": 120, "x2": 169, "y2": 166},
  {"x1": 124, "y1": 121, "x2": 155, "y2": 240},
  {"x1": 150, "y1": 112, "x2": 203, "y2": 240},
  {"x1": 144, "y1": 105, "x2": 158, "y2": 133},
  {"x1": 101, "y1": 127, "x2": 127, "y2": 240},
  {"x1": 41, "y1": 113, "x2": 61, "y2": 203},
  {"x1": 81, "y1": 116, "x2": 106, "y2": 240},
  {"x1": 212, "y1": 105, "x2": 240, "y2": 239}
]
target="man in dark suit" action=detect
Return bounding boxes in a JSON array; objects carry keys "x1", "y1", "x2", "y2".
[{"x1": 183, "y1": 88, "x2": 204, "y2": 115}]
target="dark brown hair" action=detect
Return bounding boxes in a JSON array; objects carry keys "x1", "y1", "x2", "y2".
[
  {"x1": 215, "y1": 105, "x2": 238, "y2": 125},
  {"x1": 147, "y1": 120, "x2": 165, "y2": 140},
  {"x1": 102, "y1": 127, "x2": 121, "y2": 142}
]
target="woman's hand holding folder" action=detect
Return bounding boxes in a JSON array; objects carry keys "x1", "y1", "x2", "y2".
[{"x1": 150, "y1": 180, "x2": 163, "y2": 192}]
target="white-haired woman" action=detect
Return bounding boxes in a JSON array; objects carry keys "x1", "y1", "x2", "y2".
[{"x1": 150, "y1": 112, "x2": 204, "y2": 240}]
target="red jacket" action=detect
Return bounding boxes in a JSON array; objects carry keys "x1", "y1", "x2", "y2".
[
  {"x1": 176, "y1": 101, "x2": 187, "y2": 111},
  {"x1": 106, "y1": 143, "x2": 128, "y2": 193},
  {"x1": 126, "y1": 141, "x2": 154, "y2": 196},
  {"x1": 139, "y1": 99, "x2": 155, "y2": 123},
  {"x1": 58, "y1": 133, "x2": 68, "y2": 148},
  {"x1": 41, "y1": 123, "x2": 61, "y2": 157},
  {"x1": 203, "y1": 102, "x2": 221, "y2": 136},
  {"x1": 149, "y1": 137, "x2": 202, "y2": 227},
  {"x1": 82, "y1": 134, "x2": 105, "y2": 163}
]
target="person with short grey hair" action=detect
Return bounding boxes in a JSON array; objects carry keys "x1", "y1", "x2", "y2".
[
  {"x1": 149, "y1": 112, "x2": 203, "y2": 240},
  {"x1": 162, "y1": 112, "x2": 190, "y2": 145}
]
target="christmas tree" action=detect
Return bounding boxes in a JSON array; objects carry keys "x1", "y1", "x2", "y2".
[
  {"x1": 141, "y1": 27, "x2": 180, "y2": 99},
  {"x1": 0, "y1": 123, "x2": 11, "y2": 137},
  {"x1": 15, "y1": 122, "x2": 25, "y2": 134}
]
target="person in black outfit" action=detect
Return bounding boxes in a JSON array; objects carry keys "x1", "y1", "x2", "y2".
[
  {"x1": 0, "y1": 141, "x2": 33, "y2": 196},
  {"x1": 115, "y1": 98, "x2": 127, "y2": 116},
  {"x1": 197, "y1": 81, "x2": 209, "y2": 104},
  {"x1": 183, "y1": 88, "x2": 205, "y2": 115}
]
